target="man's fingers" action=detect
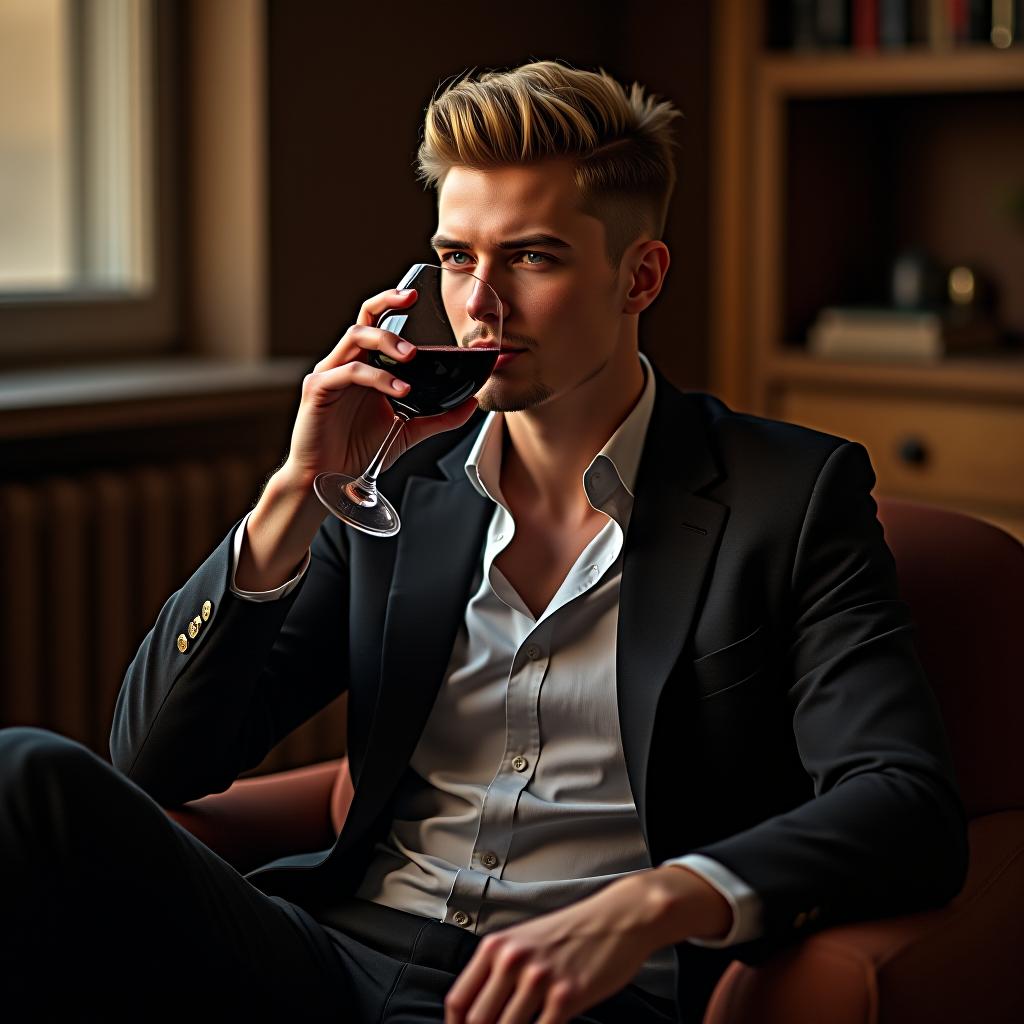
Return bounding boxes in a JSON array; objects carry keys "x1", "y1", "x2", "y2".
[
  {"x1": 314, "y1": 323, "x2": 416, "y2": 374},
  {"x1": 533, "y1": 980, "x2": 576, "y2": 1024},
  {"x1": 454, "y1": 941, "x2": 532, "y2": 1024},
  {"x1": 445, "y1": 939, "x2": 501, "y2": 1024},
  {"x1": 312, "y1": 287, "x2": 418, "y2": 373},
  {"x1": 301, "y1": 361, "x2": 410, "y2": 407},
  {"x1": 357, "y1": 286, "x2": 417, "y2": 327},
  {"x1": 462, "y1": 970, "x2": 520, "y2": 1024},
  {"x1": 403, "y1": 397, "x2": 478, "y2": 448},
  {"x1": 494, "y1": 964, "x2": 551, "y2": 1024}
]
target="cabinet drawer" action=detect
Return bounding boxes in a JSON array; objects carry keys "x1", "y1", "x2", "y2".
[{"x1": 777, "y1": 390, "x2": 1024, "y2": 506}]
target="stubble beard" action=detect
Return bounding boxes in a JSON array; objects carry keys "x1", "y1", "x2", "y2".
[{"x1": 476, "y1": 378, "x2": 553, "y2": 414}]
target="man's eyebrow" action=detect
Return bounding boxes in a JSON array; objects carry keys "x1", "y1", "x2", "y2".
[{"x1": 429, "y1": 233, "x2": 572, "y2": 251}]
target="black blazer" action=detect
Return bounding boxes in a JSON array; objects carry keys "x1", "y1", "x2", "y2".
[{"x1": 111, "y1": 375, "x2": 967, "y2": 1015}]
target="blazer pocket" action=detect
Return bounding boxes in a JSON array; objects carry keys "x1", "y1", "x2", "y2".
[{"x1": 692, "y1": 623, "x2": 769, "y2": 699}]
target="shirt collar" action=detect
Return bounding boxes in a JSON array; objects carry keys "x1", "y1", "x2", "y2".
[{"x1": 464, "y1": 352, "x2": 657, "y2": 513}]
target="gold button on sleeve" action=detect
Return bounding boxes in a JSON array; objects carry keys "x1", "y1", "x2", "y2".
[
  {"x1": 176, "y1": 634, "x2": 188, "y2": 653},
  {"x1": 202, "y1": 600, "x2": 212, "y2": 621},
  {"x1": 188, "y1": 620, "x2": 199, "y2": 640}
]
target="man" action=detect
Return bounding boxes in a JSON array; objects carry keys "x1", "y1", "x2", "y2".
[{"x1": 1, "y1": 61, "x2": 966, "y2": 1023}]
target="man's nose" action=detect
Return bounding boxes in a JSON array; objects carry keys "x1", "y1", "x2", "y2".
[{"x1": 466, "y1": 275, "x2": 507, "y2": 328}]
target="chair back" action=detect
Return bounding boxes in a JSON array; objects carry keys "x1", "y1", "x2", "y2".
[
  {"x1": 330, "y1": 756, "x2": 355, "y2": 835},
  {"x1": 876, "y1": 498, "x2": 1024, "y2": 818}
]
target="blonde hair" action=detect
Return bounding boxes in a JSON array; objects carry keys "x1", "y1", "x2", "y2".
[{"x1": 417, "y1": 60, "x2": 682, "y2": 265}]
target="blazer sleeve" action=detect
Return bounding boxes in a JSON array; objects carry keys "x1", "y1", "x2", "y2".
[
  {"x1": 109, "y1": 517, "x2": 351, "y2": 807},
  {"x1": 691, "y1": 441, "x2": 968, "y2": 956}
]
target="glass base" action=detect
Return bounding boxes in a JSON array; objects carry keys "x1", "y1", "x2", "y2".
[{"x1": 313, "y1": 472, "x2": 401, "y2": 537}]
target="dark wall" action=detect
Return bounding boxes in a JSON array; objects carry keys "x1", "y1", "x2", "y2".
[
  {"x1": 614, "y1": 4, "x2": 711, "y2": 391},
  {"x1": 266, "y1": 1, "x2": 710, "y2": 390}
]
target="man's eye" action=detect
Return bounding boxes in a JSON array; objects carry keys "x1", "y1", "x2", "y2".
[
  {"x1": 521, "y1": 252, "x2": 550, "y2": 265},
  {"x1": 442, "y1": 252, "x2": 471, "y2": 266}
]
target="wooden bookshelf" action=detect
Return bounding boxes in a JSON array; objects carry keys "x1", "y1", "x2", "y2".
[
  {"x1": 767, "y1": 351, "x2": 1024, "y2": 399},
  {"x1": 760, "y1": 45, "x2": 1024, "y2": 95},
  {"x1": 711, "y1": 1, "x2": 1024, "y2": 540}
]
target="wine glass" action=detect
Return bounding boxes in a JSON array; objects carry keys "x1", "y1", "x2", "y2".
[{"x1": 313, "y1": 263, "x2": 503, "y2": 536}]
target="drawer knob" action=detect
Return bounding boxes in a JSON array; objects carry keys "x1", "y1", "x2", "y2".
[{"x1": 897, "y1": 437, "x2": 929, "y2": 466}]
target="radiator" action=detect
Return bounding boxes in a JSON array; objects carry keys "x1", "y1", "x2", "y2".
[{"x1": 0, "y1": 456, "x2": 347, "y2": 775}]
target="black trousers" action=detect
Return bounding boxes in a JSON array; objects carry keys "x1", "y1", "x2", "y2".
[{"x1": 0, "y1": 728, "x2": 679, "y2": 1022}]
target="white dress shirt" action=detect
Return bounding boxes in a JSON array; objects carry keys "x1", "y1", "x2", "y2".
[{"x1": 231, "y1": 355, "x2": 763, "y2": 999}]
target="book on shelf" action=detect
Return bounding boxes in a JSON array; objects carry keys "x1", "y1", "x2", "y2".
[
  {"x1": 807, "y1": 306, "x2": 1001, "y2": 360},
  {"x1": 881, "y1": 0, "x2": 911, "y2": 45},
  {"x1": 854, "y1": 0, "x2": 881, "y2": 47},
  {"x1": 790, "y1": 0, "x2": 850, "y2": 48},
  {"x1": 785, "y1": 0, "x2": 1020, "y2": 50}
]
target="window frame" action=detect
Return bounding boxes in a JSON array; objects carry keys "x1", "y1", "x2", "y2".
[{"x1": 0, "y1": 0, "x2": 178, "y2": 365}]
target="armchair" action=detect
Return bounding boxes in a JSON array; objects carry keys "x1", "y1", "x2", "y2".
[{"x1": 167, "y1": 499, "x2": 1024, "y2": 1022}]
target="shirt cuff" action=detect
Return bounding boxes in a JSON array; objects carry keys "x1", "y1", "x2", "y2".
[
  {"x1": 229, "y1": 510, "x2": 310, "y2": 602},
  {"x1": 660, "y1": 854, "x2": 764, "y2": 948}
]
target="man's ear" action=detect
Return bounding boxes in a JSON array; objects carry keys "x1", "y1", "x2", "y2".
[{"x1": 622, "y1": 240, "x2": 670, "y2": 315}]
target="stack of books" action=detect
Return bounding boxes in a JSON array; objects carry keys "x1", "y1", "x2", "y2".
[{"x1": 807, "y1": 307, "x2": 1000, "y2": 360}]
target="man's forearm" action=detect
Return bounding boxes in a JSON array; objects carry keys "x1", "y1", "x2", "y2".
[
  {"x1": 623, "y1": 864, "x2": 734, "y2": 949},
  {"x1": 235, "y1": 469, "x2": 325, "y2": 591}
]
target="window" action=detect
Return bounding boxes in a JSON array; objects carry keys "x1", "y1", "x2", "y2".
[{"x1": 0, "y1": 0, "x2": 176, "y2": 360}]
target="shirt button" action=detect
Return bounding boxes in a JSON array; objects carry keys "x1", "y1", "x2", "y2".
[
  {"x1": 495, "y1": 532, "x2": 504, "y2": 542},
  {"x1": 512, "y1": 755, "x2": 529, "y2": 772},
  {"x1": 452, "y1": 911, "x2": 471, "y2": 928},
  {"x1": 480, "y1": 851, "x2": 499, "y2": 869},
  {"x1": 588, "y1": 565, "x2": 600, "y2": 576},
  {"x1": 526, "y1": 644, "x2": 541, "y2": 660}
]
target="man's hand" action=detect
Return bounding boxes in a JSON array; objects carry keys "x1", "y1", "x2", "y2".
[
  {"x1": 283, "y1": 286, "x2": 478, "y2": 491},
  {"x1": 444, "y1": 866, "x2": 731, "y2": 1024},
  {"x1": 235, "y1": 286, "x2": 478, "y2": 591}
]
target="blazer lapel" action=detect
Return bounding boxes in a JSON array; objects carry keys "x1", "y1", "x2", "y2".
[
  {"x1": 617, "y1": 383, "x2": 727, "y2": 832},
  {"x1": 341, "y1": 434, "x2": 490, "y2": 837}
]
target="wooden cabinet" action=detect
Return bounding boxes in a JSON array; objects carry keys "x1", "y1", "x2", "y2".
[
  {"x1": 780, "y1": 388, "x2": 1024, "y2": 506},
  {"x1": 711, "y1": 2, "x2": 1024, "y2": 540}
]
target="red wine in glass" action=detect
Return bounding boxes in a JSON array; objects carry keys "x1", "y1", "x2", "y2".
[{"x1": 370, "y1": 345, "x2": 500, "y2": 418}]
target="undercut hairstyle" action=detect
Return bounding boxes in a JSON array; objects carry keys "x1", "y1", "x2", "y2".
[{"x1": 416, "y1": 60, "x2": 683, "y2": 266}]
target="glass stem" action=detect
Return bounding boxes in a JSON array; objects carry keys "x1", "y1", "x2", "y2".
[{"x1": 347, "y1": 413, "x2": 409, "y2": 504}]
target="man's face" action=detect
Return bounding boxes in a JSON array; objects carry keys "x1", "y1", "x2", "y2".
[{"x1": 432, "y1": 160, "x2": 635, "y2": 413}]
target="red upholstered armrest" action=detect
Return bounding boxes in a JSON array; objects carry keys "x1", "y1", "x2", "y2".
[
  {"x1": 703, "y1": 811, "x2": 1024, "y2": 1024},
  {"x1": 166, "y1": 759, "x2": 344, "y2": 874}
]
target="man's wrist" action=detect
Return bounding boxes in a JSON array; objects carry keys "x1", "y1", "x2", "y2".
[
  {"x1": 235, "y1": 469, "x2": 324, "y2": 591},
  {"x1": 625, "y1": 864, "x2": 734, "y2": 950},
  {"x1": 273, "y1": 457, "x2": 320, "y2": 497}
]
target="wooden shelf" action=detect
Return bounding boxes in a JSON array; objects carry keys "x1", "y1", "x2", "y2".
[
  {"x1": 760, "y1": 45, "x2": 1024, "y2": 95},
  {"x1": 711, "y1": 1, "x2": 1024, "y2": 540},
  {"x1": 0, "y1": 358, "x2": 305, "y2": 443},
  {"x1": 767, "y1": 351, "x2": 1024, "y2": 400}
]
